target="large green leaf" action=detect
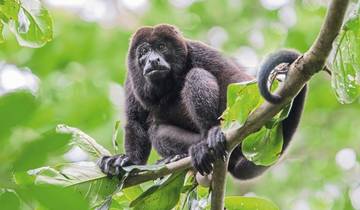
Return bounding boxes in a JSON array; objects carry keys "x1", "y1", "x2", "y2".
[
  {"x1": 28, "y1": 161, "x2": 120, "y2": 208},
  {"x1": 241, "y1": 124, "x2": 283, "y2": 166},
  {"x1": 0, "y1": 91, "x2": 38, "y2": 144},
  {"x1": 130, "y1": 171, "x2": 187, "y2": 210},
  {"x1": 56, "y1": 124, "x2": 111, "y2": 158},
  {"x1": 224, "y1": 196, "x2": 279, "y2": 210},
  {"x1": 0, "y1": 0, "x2": 53, "y2": 47},
  {"x1": 29, "y1": 152, "x2": 167, "y2": 209},
  {"x1": 220, "y1": 80, "x2": 260, "y2": 130},
  {"x1": 330, "y1": 11, "x2": 360, "y2": 104}
]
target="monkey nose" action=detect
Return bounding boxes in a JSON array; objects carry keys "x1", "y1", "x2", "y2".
[{"x1": 150, "y1": 58, "x2": 160, "y2": 66}]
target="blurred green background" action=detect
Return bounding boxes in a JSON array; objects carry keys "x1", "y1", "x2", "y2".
[{"x1": 0, "y1": 0, "x2": 359, "y2": 209}]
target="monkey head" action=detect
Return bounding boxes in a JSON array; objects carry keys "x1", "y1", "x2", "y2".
[{"x1": 128, "y1": 24, "x2": 188, "y2": 82}]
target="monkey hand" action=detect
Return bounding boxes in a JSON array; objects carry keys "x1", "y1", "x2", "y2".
[
  {"x1": 98, "y1": 154, "x2": 134, "y2": 177},
  {"x1": 189, "y1": 141, "x2": 216, "y2": 175},
  {"x1": 207, "y1": 126, "x2": 227, "y2": 161}
]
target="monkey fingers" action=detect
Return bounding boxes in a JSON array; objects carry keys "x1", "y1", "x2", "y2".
[
  {"x1": 207, "y1": 126, "x2": 227, "y2": 161},
  {"x1": 98, "y1": 154, "x2": 133, "y2": 177},
  {"x1": 190, "y1": 142, "x2": 215, "y2": 175}
]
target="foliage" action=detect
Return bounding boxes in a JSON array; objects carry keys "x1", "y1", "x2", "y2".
[
  {"x1": 221, "y1": 81, "x2": 290, "y2": 166},
  {"x1": 0, "y1": 0, "x2": 53, "y2": 48},
  {"x1": 331, "y1": 4, "x2": 360, "y2": 104}
]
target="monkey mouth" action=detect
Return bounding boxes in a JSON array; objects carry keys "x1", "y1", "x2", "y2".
[{"x1": 144, "y1": 67, "x2": 170, "y2": 76}]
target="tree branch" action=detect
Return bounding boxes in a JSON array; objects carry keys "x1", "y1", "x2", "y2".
[{"x1": 122, "y1": 0, "x2": 350, "y2": 208}]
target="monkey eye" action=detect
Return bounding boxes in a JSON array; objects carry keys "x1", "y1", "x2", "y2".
[
  {"x1": 140, "y1": 46, "x2": 149, "y2": 55},
  {"x1": 158, "y1": 43, "x2": 167, "y2": 52}
]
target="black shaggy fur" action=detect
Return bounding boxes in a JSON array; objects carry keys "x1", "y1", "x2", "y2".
[{"x1": 99, "y1": 24, "x2": 306, "y2": 179}]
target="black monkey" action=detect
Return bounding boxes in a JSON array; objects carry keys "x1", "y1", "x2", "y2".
[{"x1": 99, "y1": 24, "x2": 306, "y2": 179}]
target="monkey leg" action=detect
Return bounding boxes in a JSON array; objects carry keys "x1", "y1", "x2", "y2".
[{"x1": 148, "y1": 124, "x2": 201, "y2": 158}]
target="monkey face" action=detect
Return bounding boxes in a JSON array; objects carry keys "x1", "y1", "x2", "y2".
[
  {"x1": 128, "y1": 24, "x2": 188, "y2": 82},
  {"x1": 137, "y1": 42, "x2": 171, "y2": 80}
]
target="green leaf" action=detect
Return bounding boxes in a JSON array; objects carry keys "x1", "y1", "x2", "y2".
[
  {"x1": 130, "y1": 171, "x2": 187, "y2": 210},
  {"x1": 0, "y1": 91, "x2": 38, "y2": 144},
  {"x1": 122, "y1": 185, "x2": 143, "y2": 201},
  {"x1": 220, "y1": 80, "x2": 261, "y2": 129},
  {"x1": 56, "y1": 124, "x2": 112, "y2": 158},
  {"x1": 28, "y1": 161, "x2": 120, "y2": 208},
  {"x1": 221, "y1": 81, "x2": 289, "y2": 166},
  {"x1": 0, "y1": 0, "x2": 20, "y2": 21},
  {"x1": 331, "y1": 13, "x2": 360, "y2": 104},
  {"x1": 224, "y1": 196, "x2": 279, "y2": 210},
  {"x1": 13, "y1": 129, "x2": 71, "y2": 171},
  {"x1": 0, "y1": 190, "x2": 20, "y2": 210},
  {"x1": 0, "y1": 0, "x2": 53, "y2": 47},
  {"x1": 241, "y1": 124, "x2": 283, "y2": 166}
]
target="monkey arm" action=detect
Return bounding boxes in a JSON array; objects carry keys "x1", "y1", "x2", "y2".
[
  {"x1": 181, "y1": 68, "x2": 221, "y2": 134},
  {"x1": 123, "y1": 84, "x2": 151, "y2": 165},
  {"x1": 98, "y1": 81, "x2": 151, "y2": 176},
  {"x1": 149, "y1": 124, "x2": 201, "y2": 158}
]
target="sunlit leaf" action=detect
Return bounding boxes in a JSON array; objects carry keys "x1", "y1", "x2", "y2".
[
  {"x1": 29, "y1": 153, "x2": 167, "y2": 209},
  {"x1": 224, "y1": 196, "x2": 279, "y2": 210},
  {"x1": 0, "y1": 190, "x2": 20, "y2": 210},
  {"x1": 220, "y1": 80, "x2": 260, "y2": 129},
  {"x1": 28, "y1": 161, "x2": 120, "y2": 208},
  {"x1": 122, "y1": 185, "x2": 143, "y2": 201},
  {"x1": 242, "y1": 123, "x2": 283, "y2": 166},
  {"x1": 0, "y1": 0, "x2": 20, "y2": 21},
  {"x1": 56, "y1": 124, "x2": 111, "y2": 158},
  {"x1": 0, "y1": 91, "x2": 38, "y2": 144},
  {"x1": 130, "y1": 171, "x2": 187, "y2": 210},
  {"x1": 330, "y1": 12, "x2": 360, "y2": 104},
  {"x1": 0, "y1": 0, "x2": 53, "y2": 47}
]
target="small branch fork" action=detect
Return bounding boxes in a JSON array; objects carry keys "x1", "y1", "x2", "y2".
[{"x1": 122, "y1": 0, "x2": 350, "y2": 209}]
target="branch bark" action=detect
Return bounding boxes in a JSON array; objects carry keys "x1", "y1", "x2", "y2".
[{"x1": 122, "y1": 0, "x2": 350, "y2": 208}]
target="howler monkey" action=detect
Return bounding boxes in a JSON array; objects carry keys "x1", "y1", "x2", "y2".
[{"x1": 99, "y1": 24, "x2": 306, "y2": 179}]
